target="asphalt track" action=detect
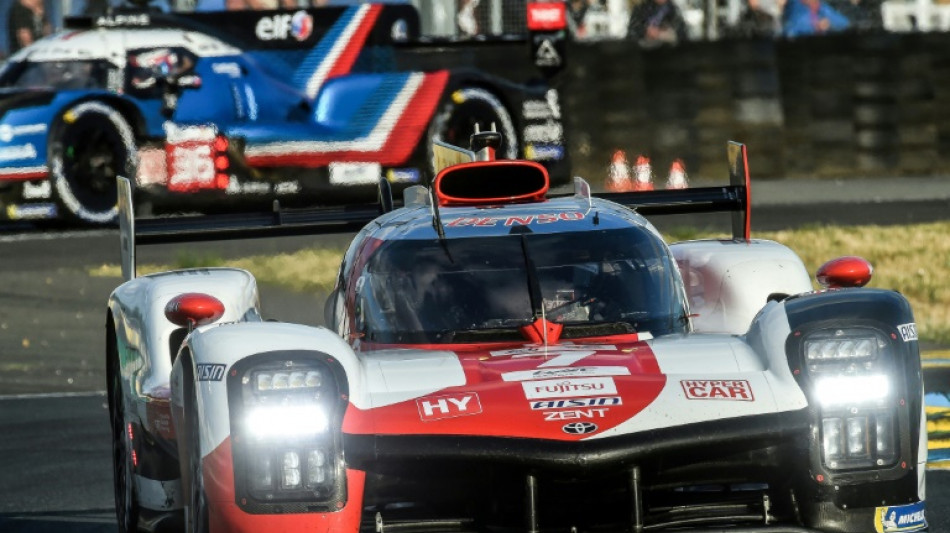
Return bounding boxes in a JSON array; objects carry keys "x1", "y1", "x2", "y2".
[{"x1": 1, "y1": 177, "x2": 949, "y2": 532}]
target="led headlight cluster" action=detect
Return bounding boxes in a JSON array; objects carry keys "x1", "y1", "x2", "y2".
[
  {"x1": 803, "y1": 328, "x2": 898, "y2": 471},
  {"x1": 235, "y1": 360, "x2": 341, "y2": 505}
]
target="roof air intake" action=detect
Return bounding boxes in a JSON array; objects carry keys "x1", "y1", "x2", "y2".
[{"x1": 434, "y1": 161, "x2": 550, "y2": 206}]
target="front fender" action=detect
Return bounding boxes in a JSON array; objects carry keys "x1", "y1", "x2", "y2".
[
  {"x1": 172, "y1": 322, "x2": 360, "y2": 461},
  {"x1": 108, "y1": 267, "x2": 261, "y2": 430}
]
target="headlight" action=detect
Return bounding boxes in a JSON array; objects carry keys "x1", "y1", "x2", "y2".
[
  {"x1": 803, "y1": 328, "x2": 899, "y2": 471},
  {"x1": 230, "y1": 356, "x2": 345, "y2": 510},
  {"x1": 804, "y1": 329, "x2": 887, "y2": 373}
]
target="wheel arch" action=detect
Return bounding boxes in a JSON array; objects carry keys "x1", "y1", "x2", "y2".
[{"x1": 49, "y1": 96, "x2": 147, "y2": 142}]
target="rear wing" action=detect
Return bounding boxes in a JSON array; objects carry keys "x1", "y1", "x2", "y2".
[
  {"x1": 117, "y1": 141, "x2": 752, "y2": 281},
  {"x1": 117, "y1": 178, "x2": 381, "y2": 281}
]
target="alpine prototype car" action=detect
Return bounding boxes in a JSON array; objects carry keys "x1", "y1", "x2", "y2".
[
  {"x1": 106, "y1": 138, "x2": 927, "y2": 533},
  {"x1": 0, "y1": 2, "x2": 568, "y2": 224}
]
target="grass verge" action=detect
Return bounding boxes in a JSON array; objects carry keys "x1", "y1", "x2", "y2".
[{"x1": 89, "y1": 221, "x2": 950, "y2": 345}]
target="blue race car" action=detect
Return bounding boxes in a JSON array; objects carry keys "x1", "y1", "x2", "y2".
[{"x1": 0, "y1": 3, "x2": 569, "y2": 224}]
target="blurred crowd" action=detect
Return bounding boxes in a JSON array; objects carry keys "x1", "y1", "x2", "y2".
[
  {"x1": 0, "y1": 0, "x2": 929, "y2": 60},
  {"x1": 568, "y1": 0, "x2": 886, "y2": 44}
]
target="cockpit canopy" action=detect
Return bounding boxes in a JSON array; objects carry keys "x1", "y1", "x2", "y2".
[{"x1": 354, "y1": 226, "x2": 687, "y2": 344}]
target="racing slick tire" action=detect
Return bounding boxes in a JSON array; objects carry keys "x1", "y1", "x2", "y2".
[
  {"x1": 50, "y1": 101, "x2": 136, "y2": 225},
  {"x1": 185, "y1": 386, "x2": 209, "y2": 533},
  {"x1": 108, "y1": 326, "x2": 141, "y2": 533},
  {"x1": 428, "y1": 87, "x2": 519, "y2": 162}
]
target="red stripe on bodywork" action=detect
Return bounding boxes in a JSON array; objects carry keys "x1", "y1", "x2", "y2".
[
  {"x1": 343, "y1": 338, "x2": 667, "y2": 441},
  {"x1": 0, "y1": 169, "x2": 47, "y2": 181},
  {"x1": 244, "y1": 70, "x2": 449, "y2": 168},
  {"x1": 327, "y1": 4, "x2": 383, "y2": 81},
  {"x1": 203, "y1": 437, "x2": 365, "y2": 532}
]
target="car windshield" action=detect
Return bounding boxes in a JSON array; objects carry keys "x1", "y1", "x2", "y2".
[
  {"x1": 357, "y1": 227, "x2": 687, "y2": 344},
  {"x1": 0, "y1": 60, "x2": 116, "y2": 90}
]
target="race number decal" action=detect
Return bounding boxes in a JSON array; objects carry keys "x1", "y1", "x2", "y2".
[{"x1": 897, "y1": 323, "x2": 918, "y2": 342}]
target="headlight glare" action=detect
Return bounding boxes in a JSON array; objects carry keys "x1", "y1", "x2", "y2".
[
  {"x1": 814, "y1": 374, "x2": 889, "y2": 407},
  {"x1": 245, "y1": 405, "x2": 328, "y2": 440}
]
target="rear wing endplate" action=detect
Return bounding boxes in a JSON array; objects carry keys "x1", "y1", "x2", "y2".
[
  {"x1": 117, "y1": 177, "x2": 382, "y2": 281},
  {"x1": 594, "y1": 141, "x2": 752, "y2": 241}
]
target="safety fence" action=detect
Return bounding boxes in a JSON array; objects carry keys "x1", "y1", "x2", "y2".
[{"x1": 562, "y1": 32, "x2": 950, "y2": 181}]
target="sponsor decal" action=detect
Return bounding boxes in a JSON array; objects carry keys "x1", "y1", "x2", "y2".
[
  {"x1": 386, "y1": 167, "x2": 421, "y2": 184},
  {"x1": 523, "y1": 121, "x2": 563, "y2": 143},
  {"x1": 275, "y1": 181, "x2": 301, "y2": 195},
  {"x1": 491, "y1": 344, "x2": 616, "y2": 357},
  {"x1": 96, "y1": 14, "x2": 149, "y2": 27},
  {"x1": 6, "y1": 203, "x2": 56, "y2": 220},
  {"x1": 211, "y1": 62, "x2": 242, "y2": 78},
  {"x1": 503, "y1": 366, "x2": 630, "y2": 382},
  {"x1": 0, "y1": 144, "x2": 36, "y2": 162},
  {"x1": 874, "y1": 501, "x2": 926, "y2": 533},
  {"x1": 417, "y1": 392, "x2": 482, "y2": 421},
  {"x1": 525, "y1": 143, "x2": 565, "y2": 161},
  {"x1": 523, "y1": 100, "x2": 557, "y2": 120},
  {"x1": 329, "y1": 162, "x2": 382, "y2": 185},
  {"x1": 391, "y1": 18, "x2": 409, "y2": 41},
  {"x1": 256, "y1": 10, "x2": 313, "y2": 41},
  {"x1": 523, "y1": 377, "x2": 617, "y2": 399},
  {"x1": 21, "y1": 180, "x2": 51, "y2": 199},
  {"x1": 527, "y1": 2, "x2": 567, "y2": 30},
  {"x1": 447, "y1": 212, "x2": 583, "y2": 228},
  {"x1": 534, "y1": 37, "x2": 562, "y2": 68},
  {"x1": 897, "y1": 323, "x2": 918, "y2": 342},
  {"x1": 0, "y1": 123, "x2": 46, "y2": 143},
  {"x1": 531, "y1": 397, "x2": 622, "y2": 410},
  {"x1": 197, "y1": 364, "x2": 226, "y2": 382},
  {"x1": 544, "y1": 408, "x2": 608, "y2": 421},
  {"x1": 681, "y1": 379, "x2": 754, "y2": 401},
  {"x1": 562, "y1": 421, "x2": 598, "y2": 434}
]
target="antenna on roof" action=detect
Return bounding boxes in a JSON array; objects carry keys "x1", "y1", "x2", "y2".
[{"x1": 429, "y1": 183, "x2": 446, "y2": 241}]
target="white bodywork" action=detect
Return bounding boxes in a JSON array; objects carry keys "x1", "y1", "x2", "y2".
[
  {"x1": 108, "y1": 267, "x2": 260, "y2": 511},
  {"x1": 10, "y1": 28, "x2": 241, "y2": 65},
  {"x1": 671, "y1": 239, "x2": 813, "y2": 334}
]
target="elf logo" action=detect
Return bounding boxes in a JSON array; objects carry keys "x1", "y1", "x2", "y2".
[
  {"x1": 256, "y1": 11, "x2": 313, "y2": 41},
  {"x1": 680, "y1": 379, "x2": 754, "y2": 401},
  {"x1": 416, "y1": 392, "x2": 482, "y2": 421}
]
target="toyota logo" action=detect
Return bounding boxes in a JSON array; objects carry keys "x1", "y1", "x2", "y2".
[{"x1": 562, "y1": 422, "x2": 598, "y2": 435}]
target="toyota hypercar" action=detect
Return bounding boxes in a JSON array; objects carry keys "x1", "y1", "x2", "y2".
[
  {"x1": 106, "y1": 138, "x2": 927, "y2": 533},
  {"x1": 0, "y1": 2, "x2": 568, "y2": 224}
]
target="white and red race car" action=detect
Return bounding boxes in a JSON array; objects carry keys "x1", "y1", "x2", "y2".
[{"x1": 106, "y1": 137, "x2": 927, "y2": 533}]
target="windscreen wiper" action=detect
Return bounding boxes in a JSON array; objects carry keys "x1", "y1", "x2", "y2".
[{"x1": 518, "y1": 232, "x2": 544, "y2": 320}]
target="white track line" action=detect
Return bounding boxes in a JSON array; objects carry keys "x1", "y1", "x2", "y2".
[
  {"x1": 0, "y1": 390, "x2": 106, "y2": 401},
  {"x1": 0, "y1": 229, "x2": 113, "y2": 243}
]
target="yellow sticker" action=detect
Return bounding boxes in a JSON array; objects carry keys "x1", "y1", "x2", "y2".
[
  {"x1": 451, "y1": 90, "x2": 465, "y2": 105},
  {"x1": 63, "y1": 111, "x2": 76, "y2": 124}
]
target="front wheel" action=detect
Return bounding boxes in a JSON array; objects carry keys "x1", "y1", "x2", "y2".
[
  {"x1": 50, "y1": 101, "x2": 136, "y2": 224},
  {"x1": 428, "y1": 87, "x2": 519, "y2": 161},
  {"x1": 109, "y1": 332, "x2": 140, "y2": 533},
  {"x1": 186, "y1": 392, "x2": 209, "y2": 533}
]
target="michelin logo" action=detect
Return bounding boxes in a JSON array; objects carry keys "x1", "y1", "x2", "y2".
[{"x1": 875, "y1": 501, "x2": 926, "y2": 533}]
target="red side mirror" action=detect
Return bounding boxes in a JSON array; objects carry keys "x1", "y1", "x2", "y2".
[
  {"x1": 165, "y1": 293, "x2": 225, "y2": 328},
  {"x1": 816, "y1": 256, "x2": 873, "y2": 289}
]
